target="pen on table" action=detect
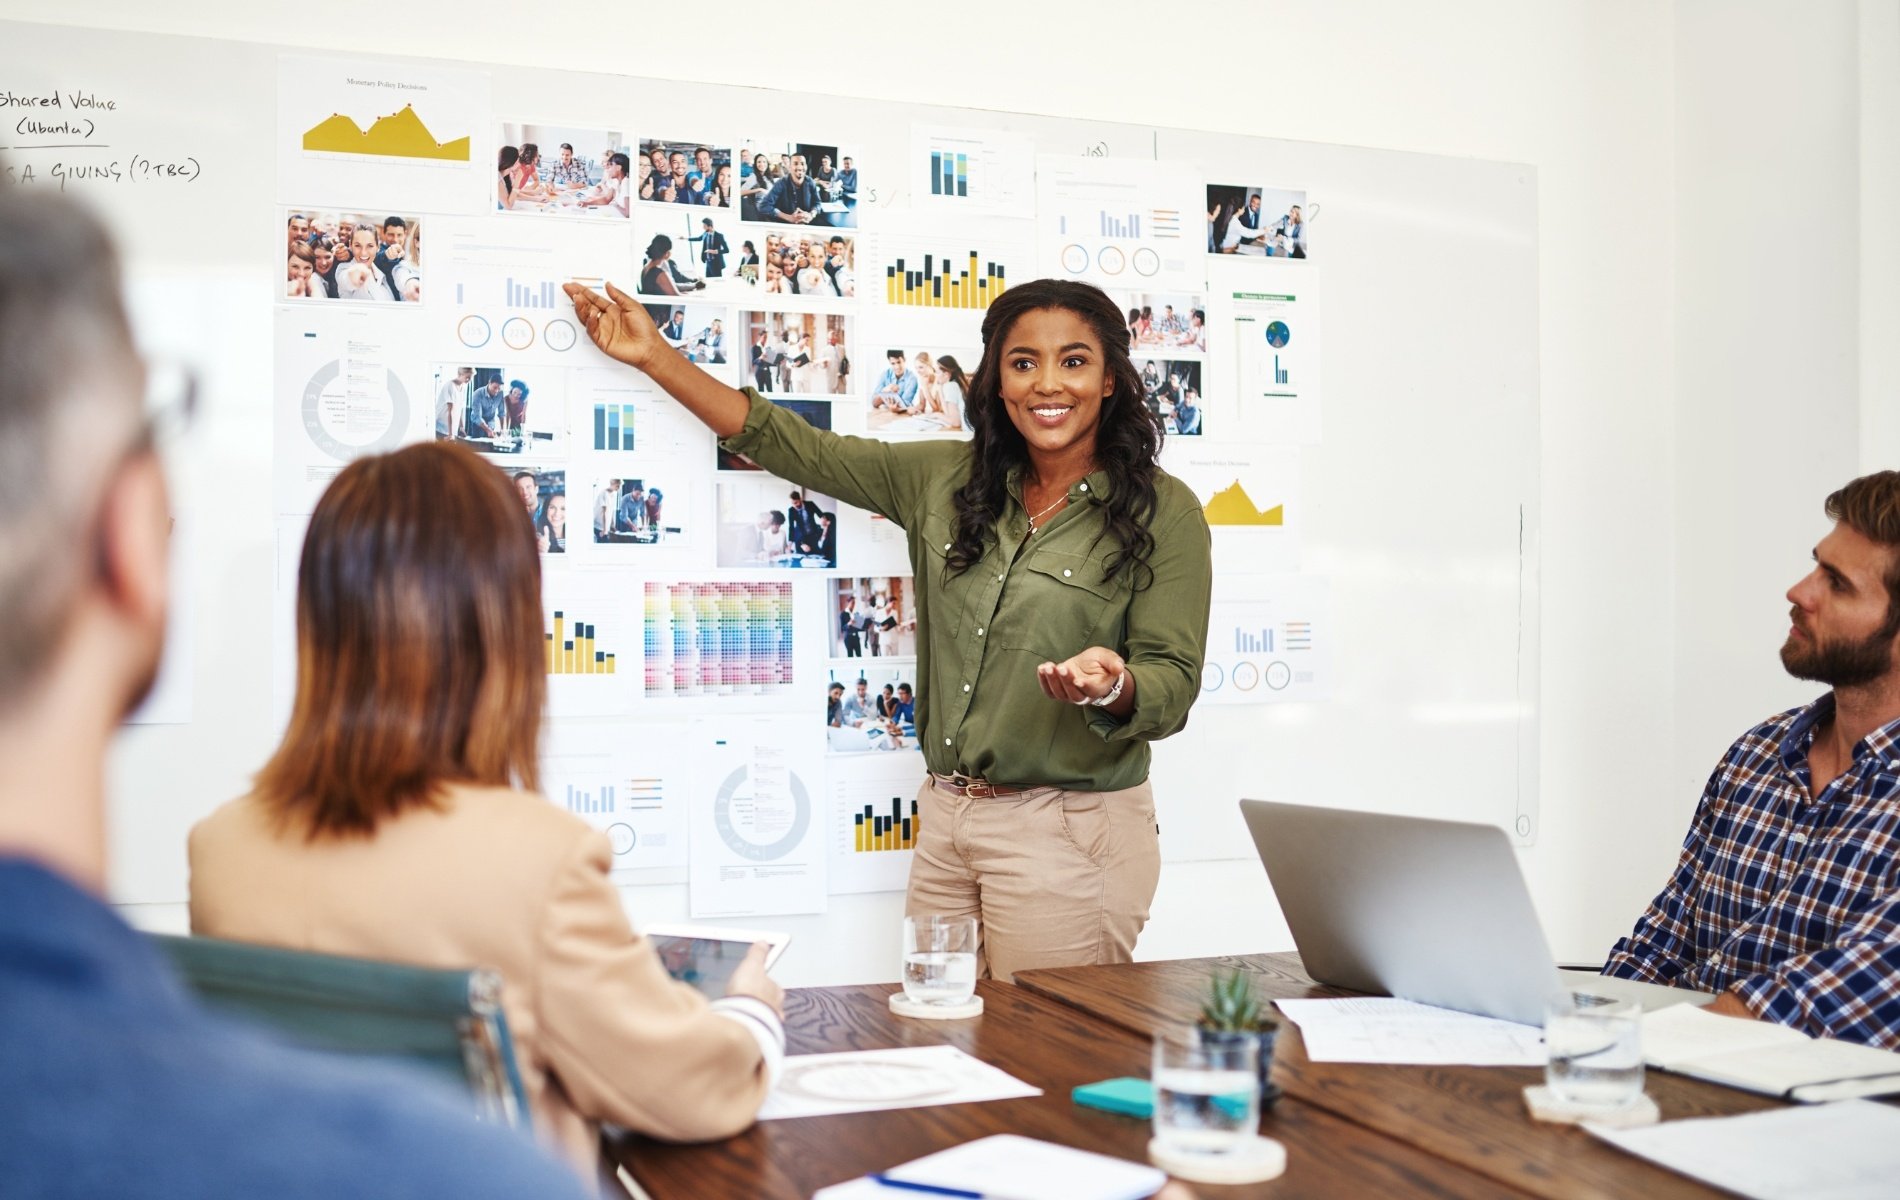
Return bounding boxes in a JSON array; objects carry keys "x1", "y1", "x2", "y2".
[{"x1": 869, "y1": 1174, "x2": 986, "y2": 1199}]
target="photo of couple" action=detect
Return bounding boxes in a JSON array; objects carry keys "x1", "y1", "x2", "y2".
[
  {"x1": 1207, "y1": 185, "x2": 1311, "y2": 257},
  {"x1": 285, "y1": 209, "x2": 422, "y2": 303},
  {"x1": 497, "y1": 125, "x2": 633, "y2": 219},
  {"x1": 494, "y1": 466, "x2": 567, "y2": 554},
  {"x1": 738, "y1": 140, "x2": 861, "y2": 228}
]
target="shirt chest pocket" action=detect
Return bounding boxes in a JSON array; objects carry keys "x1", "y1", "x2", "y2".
[{"x1": 994, "y1": 550, "x2": 1124, "y2": 659}]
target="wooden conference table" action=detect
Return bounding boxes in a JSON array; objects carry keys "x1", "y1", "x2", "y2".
[
  {"x1": 613, "y1": 980, "x2": 1522, "y2": 1198},
  {"x1": 1015, "y1": 953, "x2": 1793, "y2": 1200}
]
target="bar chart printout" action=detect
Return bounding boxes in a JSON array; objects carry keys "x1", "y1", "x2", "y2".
[
  {"x1": 565, "y1": 783, "x2": 615, "y2": 814},
  {"x1": 545, "y1": 609, "x2": 618, "y2": 674},
  {"x1": 884, "y1": 250, "x2": 1010, "y2": 310},
  {"x1": 594, "y1": 402, "x2": 637, "y2": 451},
  {"x1": 853, "y1": 793, "x2": 920, "y2": 852},
  {"x1": 929, "y1": 150, "x2": 969, "y2": 197}
]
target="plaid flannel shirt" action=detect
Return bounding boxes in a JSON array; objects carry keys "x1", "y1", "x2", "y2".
[{"x1": 1604, "y1": 694, "x2": 1900, "y2": 1047}]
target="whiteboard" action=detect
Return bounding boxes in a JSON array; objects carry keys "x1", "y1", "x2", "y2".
[{"x1": 1, "y1": 20, "x2": 1538, "y2": 907}]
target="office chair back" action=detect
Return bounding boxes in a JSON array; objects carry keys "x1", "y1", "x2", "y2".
[{"x1": 152, "y1": 933, "x2": 530, "y2": 1129}]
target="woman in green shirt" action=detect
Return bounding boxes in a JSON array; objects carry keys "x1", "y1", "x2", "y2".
[{"x1": 566, "y1": 277, "x2": 1211, "y2": 981}]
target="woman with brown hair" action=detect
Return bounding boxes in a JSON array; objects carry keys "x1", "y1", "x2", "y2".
[{"x1": 187, "y1": 442, "x2": 783, "y2": 1178}]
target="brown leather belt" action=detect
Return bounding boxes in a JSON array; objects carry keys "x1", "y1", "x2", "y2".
[{"x1": 931, "y1": 772, "x2": 1030, "y2": 799}]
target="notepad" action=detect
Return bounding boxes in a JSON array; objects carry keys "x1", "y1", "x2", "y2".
[
  {"x1": 813, "y1": 1135, "x2": 1168, "y2": 1200},
  {"x1": 1589, "y1": 1100, "x2": 1900, "y2": 1200},
  {"x1": 1640, "y1": 1005, "x2": 1900, "y2": 1101}
]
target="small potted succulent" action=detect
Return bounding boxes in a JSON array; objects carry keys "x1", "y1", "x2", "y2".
[{"x1": 1196, "y1": 969, "x2": 1282, "y2": 1110}]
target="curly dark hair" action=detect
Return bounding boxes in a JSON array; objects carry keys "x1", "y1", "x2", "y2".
[{"x1": 947, "y1": 279, "x2": 1164, "y2": 588}]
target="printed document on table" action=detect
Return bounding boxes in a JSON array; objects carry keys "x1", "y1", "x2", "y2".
[
  {"x1": 758, "y1": 1045, "x2": 1040, "y2": 1120},
  {"x1": 1588, "y1": 1100, "x2": 1900, "y2": 1200},
  {"x1": 1275, "y1": 996, "x2": 1546, "y2": 1066},
  {"x1": 815, "y1": 1134, "x2": 1166, "y2": 1200}
]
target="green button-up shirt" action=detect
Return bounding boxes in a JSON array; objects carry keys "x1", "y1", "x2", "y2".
[{"x1": 721, "y1": 388, "x2": 1212, "y2": 792}]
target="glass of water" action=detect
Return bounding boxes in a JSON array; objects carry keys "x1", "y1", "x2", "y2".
[
  {"x1": 901, "y1": 915, "x2": 978, "y2": 1005},
  {"x1": 1151, "y1": 1031, "x2": 1259, "y2": 1156},
  {"x1": 1545, "y1": 991, "x2": 1644, "y2": 1109}
]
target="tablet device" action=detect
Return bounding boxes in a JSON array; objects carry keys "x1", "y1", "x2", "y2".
[{"x1": 640, "y1": 923, "x2": 790, "y2": 997}]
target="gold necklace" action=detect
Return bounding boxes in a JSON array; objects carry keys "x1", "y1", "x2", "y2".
[{"x1": 1025, "y1": 493, "x2": 1068, "y2": 534}]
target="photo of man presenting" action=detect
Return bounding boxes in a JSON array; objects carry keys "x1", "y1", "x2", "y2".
[{"x1": 1603, "y1": 472, "x2": 1900, "y2": 1047}]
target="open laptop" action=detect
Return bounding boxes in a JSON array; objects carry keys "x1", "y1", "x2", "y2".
[{"x1": 1239, "y1": 800, "x2": 1712, "y2": 1026}]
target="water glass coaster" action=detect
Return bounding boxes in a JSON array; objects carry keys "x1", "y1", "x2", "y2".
[
  {"x1": 890, "y1": 992, "x2": 984, "y2": 1020},
  {"x1": 1148, "y1": 1134, "x2": 1286, "y2": 1183},
  {"x1": 1522, "y1": 1084, "x2": 1660, "y2": 1128}
]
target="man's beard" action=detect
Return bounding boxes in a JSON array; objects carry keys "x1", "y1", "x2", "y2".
[{"x1": 1780, "y1": 616, "x2": 1896, "y2": 689}]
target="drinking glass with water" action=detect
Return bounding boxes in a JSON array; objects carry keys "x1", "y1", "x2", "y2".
[
  {"x1": 1151, "y1": 1032, "x2": 1259, "y2": 1156},
  {"x1": 1545, "y1": 991, "x2": 1644, "y2": 1109},
  {"x1": 901, "y1": 914, "x2": 978, "y2": 1005}
]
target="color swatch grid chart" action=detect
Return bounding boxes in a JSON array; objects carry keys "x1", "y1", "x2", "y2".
[
  {"x1": 885, "y1": 251, "x2": 1009, "y2": 310},
  {"x1": 546, "y1": 609, "x2": 619, "y2": 674},
  {"x1": 594, "y1": 402, "x2": 636, "y2": 451},
  {"x1": 853, "y1": 794, "x2": 920, "y2": 852},
  {"x1": 643, "y1": 582, "x2": 796, "y2": 698}
]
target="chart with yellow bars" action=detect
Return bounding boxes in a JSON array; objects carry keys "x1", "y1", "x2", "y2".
[
  {"x1": 884, "y1": 250, "x2": 1010, "y2": 310},
  {"x1": 852, "y1": 793, "x2": 920, "y2": 852},
  {"x1": 545, "y1": 609, "x2": 619, "y2": 674}
]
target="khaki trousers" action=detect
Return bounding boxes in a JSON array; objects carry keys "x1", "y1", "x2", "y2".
[{"x1": 904, "y1": 777, "x2": 1162, "y2": 983}]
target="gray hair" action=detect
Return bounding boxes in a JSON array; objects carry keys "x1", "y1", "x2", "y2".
[{"x1": 0, "y1": 184, "x2": 140, "y2": 701}]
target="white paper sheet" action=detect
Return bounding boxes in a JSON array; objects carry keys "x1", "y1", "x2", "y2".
[
  {"x1": 1589, "y1": 1100, "x2": 1900, "y2": 1200},
  {"x1": 1275, "y1": 996, "x2": 1546, "y2": 1066},
  {"x1": 815, "y1": 1134, "x2": 1165, "y2": 1200},
  {"x1": 758, "y1": 1045, "x2": 1040, "y2": 1120},
  {"x1": 689, "y1": 717, "x2": 828, "y2": 918}
]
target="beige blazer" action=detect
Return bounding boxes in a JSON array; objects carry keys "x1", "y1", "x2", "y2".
[{"x1": 188, "y1": 784, "x2": 771, "y2": 1175}]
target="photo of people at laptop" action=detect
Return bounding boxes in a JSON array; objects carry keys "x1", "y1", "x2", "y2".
[
  {"x1": 1122, "y1": 294, "x2": 1208, "y2": 356},
  {"x1": 866, "y1": 346, "x2": 973, "y2": 435},
  {"x1": 496, "y1": 124, "x2": 632, "y2": 219},
  {"x1": 642, "y1": 303, "x2": 731, "y2": 366},
  {"x1": 1135, "y1": 359, "x2": 1202, "y2": 436},
  {"x1": 589, "y1": 477, "x2": 679, "y2": 546},
  {"x1": 1208, "y1": 184, "x2": 1311, "y2": 257},
  {"x1": 739, "y1": 140, "x2": 861, "y2": 227},
  {"x1": 433, "y1": 365, "x2": 565, "y2": 455},
  {"x1": 716, "y1": 480, "x2": 839, "y2": 568},
  {"x1": 825, "y1": 666, "x2": 917, "y2": 754},
  {"x1": 285, "y1": 209, "x2": 423, "y2": 303}
]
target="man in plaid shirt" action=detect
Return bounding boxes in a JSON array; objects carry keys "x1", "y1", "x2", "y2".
[{"x1": 1604, "y1": 471, "x2": 1900, "y2": 1048}]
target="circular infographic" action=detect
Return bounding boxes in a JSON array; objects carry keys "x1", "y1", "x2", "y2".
[
  {"x1": 501, "y1": 317, "x2": 536, "y2": 351},
  {"x1": 1232, "y1": 661, "x2": 1260, "y2": 691},
  {"x1": 1266, "y1": 661, "x2": 1293, "y2": 690},
  {"x1": 1096, "y1": 245, "x2": 1127, "y2": 275},
  {"x1": 1059, "y1": 244, "x2": 1090, "y2": 275},
  {"x1": 779, "y1": 1060, "x2": 957, "y2": 1104},
  {"x1": 457, "y1": 315, "x2": 492, "y2": 349},
  {"x1": 1265, "y1": 320, "x2": 1291, "y2": 349},
  {"x1": 713, "y1": 765, "x2": 812, "y2": 862},
  {"x1": 300, "y1": 361, "x2": 410, "y2": 461},
  {"x1": 544, "y1": 318, "x2": 578, "y2": 352},
  {"x1": 1131, "y1": 247, "x2": 1161, "y2": 276},
  {"x1": 607, "y1": 823, "x2": 636, "y2": 856},
  {"x1": 1200, "y1": 663, "x2": 1225, "y2": 693}
]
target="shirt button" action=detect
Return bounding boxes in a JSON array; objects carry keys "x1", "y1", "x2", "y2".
[
  {"x1": 1063, "y1": 569, "x2": 1073, "y2": 578},
  {"x1": 1790, "y1": 832, "x2": 1808, "y2": 845},
  {"x1": 943, "y1": 542, "x2": 951, "y2": 551},
  {"x1": 962, "y1": 683, "x2": 971, "y2": 692},
  {"x1": 976, "y1": 628, "x2": 985, "y2": 636},
  {"x1": 1710, "y1": 954, "x2": 1723, "y2": 968},
  {"x1": 943, "y1": 738, "x2": 951, "y2": 747},
  {"x1": 1079, "y1": 483, "x2": 1089, "y2": 492},
  {"x1": 997, "y1": 574, "x2": 1005, "y2": 582}
]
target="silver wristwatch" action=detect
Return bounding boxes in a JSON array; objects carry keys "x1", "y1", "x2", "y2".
[{"x1": 1085, "y1": 671, "x2": 1126, "y2": 707}]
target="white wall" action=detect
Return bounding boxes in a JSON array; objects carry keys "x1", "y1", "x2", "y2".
[{"x1": 3, "y1": 0, "x2": 1883, "y2": 981}]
